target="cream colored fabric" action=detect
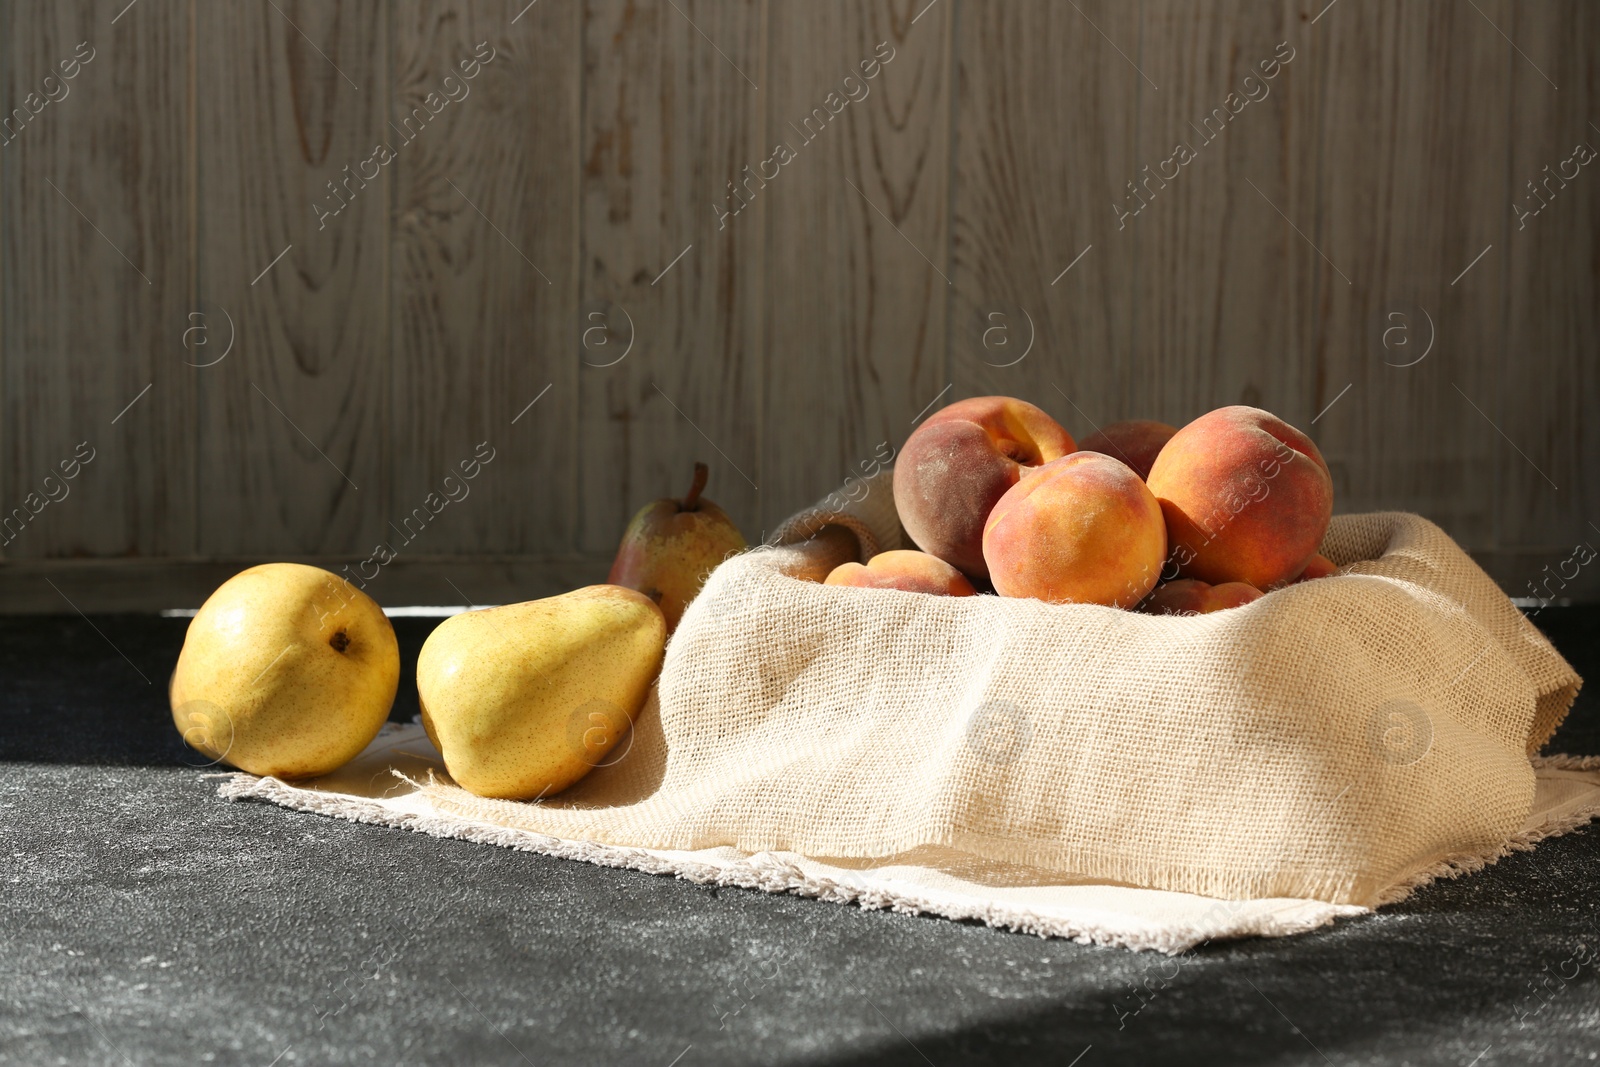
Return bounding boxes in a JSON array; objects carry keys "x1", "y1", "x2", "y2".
[
  {"x1": 217, "y1": 728, "x2": 1600, "y2": 953},
  {"x1": 218, "y1": 469, "x2": 1594, "y2": 948}
]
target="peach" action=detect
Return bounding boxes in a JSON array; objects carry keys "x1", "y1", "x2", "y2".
[
  {"x1": 982, "y1": 452, "x2": 1166, "y2": 607},
  {"x1": 785, "y1": 524, "x2": 869, "y2": 583},
  {"x1": 1291, "y1": 553, "x2": 1339, "y2": 584},
  {"x1": 1146, "y1": 406, "x2": 1333, "y2": 591},
  {"x1": 1139, "y1": 578, "x2": 1263, "y2": 616},
  {"x1": 1077, "y1": 419, "x2": 1178, "y2": 481},
  {"x1": 824, "y1": 550, "x2": 978, "y2": 597},
  {"x1": 894, "y1": 397, "x2": 1075, "y2": 580}
]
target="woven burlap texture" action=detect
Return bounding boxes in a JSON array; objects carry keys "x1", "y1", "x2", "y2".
[{"x1": 348, "y1": 470, "x2": 1584, "y2": 908}]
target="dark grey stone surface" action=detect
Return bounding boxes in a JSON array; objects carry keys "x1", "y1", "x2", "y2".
[{"x1": 1, "y1": 610, "x2": 1597, "y2": 1066}]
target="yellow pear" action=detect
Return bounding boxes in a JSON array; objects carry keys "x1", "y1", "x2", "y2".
[
  {"x1": 607, "y1": 462, "x2": 747, "y2": 632},
  {"x1": 415, "y1": 585, "x2": 666, "y2": 800},
  {"x1": 170, "y1": 563, "x2": 399, "y2": 778}
]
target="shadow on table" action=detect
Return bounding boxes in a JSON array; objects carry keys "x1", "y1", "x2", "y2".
[
  {"x1": 3, "y1": 608, "x2": 1593, "y2": 766},
  {"x1": 772, "y1": 884, "x2": 1597, "y2": 1067},
  {"x1": 0, "y1": 614, "x2": 438, "y2": 766}
]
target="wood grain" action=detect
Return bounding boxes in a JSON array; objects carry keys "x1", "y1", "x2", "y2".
[
  {"x1": 761, "y1": 0, "x2": 951, "y2": 536},
  {"x1": 0, "y1": 553, "x2": 615, "y2": 613},
  {"x1": 950, "y1": 0, "x2": 1140, "y2": 448},
  {"x1": 1131, "y1": 1, "x2": 1319, "y2": 428},
  {"x1": 1501, "y1": 0, "x2": 1599, "y2": 568},
  {"x1": 577, "y1": 0, "x2": 766, "y2": 553},
  {"x1": 195, "y1": 0, "x2": 389, "y2": 556},
  {"x1": 1, "y1": 0, "x2": 193, "y2": 560},
  {"x1": 0, "y1": 0, "x2": 1596, "y2": 602},
  {"x1": 1310, "y1": 0, "x2": 1510, "y2": 549},
  {"x1": 389, "y1": 0, "x2": 580, "y2": 578}
]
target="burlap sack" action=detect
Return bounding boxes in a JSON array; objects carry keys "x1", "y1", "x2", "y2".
[
  {"x1": 221, "y1": 468, "x2": 1591, "y2": 945},
  {"x1": 505, "y1": 468, "x2": 1579, "y2": 904}
]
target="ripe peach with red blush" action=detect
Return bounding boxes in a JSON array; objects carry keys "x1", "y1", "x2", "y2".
[
  {"x1": 893, "y1": 397, "x2": 1075, "y2": 581},
  {"x1": 824, "y1": 551, "x2": 978, "y2": 597},
  {"x1": 1147, "y1": 406, "x2": 1333, "y2": 591},
  {"x1": 1078, "y1": 420, "x2": 1178, "y2": 481},
  {"x1": 1139, "y1": 579, "x2": 1264, "y2": 616},
  {"x1": 982, "y1": 452, "x2": 1166, "y2": 607},
  {"x1": 1291, "y1": 553, "x2": 1339, "y2": 584}
]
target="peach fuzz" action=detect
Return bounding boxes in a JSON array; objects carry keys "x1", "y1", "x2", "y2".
[
  {"x1": 1139, "y1": 578, "x2": 1263, "y2": 616},
  {"x1": 893, "y1": 396, "x2": 1075, "y2": 580},
  {"x1": 1146, "y1": 406, "x2": 1333, "y2": 591},
  {"x1": 1077, "y1": 419, "x2": 1178, "y2": 481},
  {"x1": 824, "y1": 550, "x2": 978, "y2": 597},
  {"x1": 981, "y1": 451, "x2": 1166, "y2": 608}
]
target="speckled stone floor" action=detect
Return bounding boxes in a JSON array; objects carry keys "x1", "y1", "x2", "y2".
[{"x1": 2, "y1": 609, "x2": 1596, "y2": 1066}]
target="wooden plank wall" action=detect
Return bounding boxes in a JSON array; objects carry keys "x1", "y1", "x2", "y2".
[{"x1": 1, "y1": 0, "x2": 1595, "y2": 609}]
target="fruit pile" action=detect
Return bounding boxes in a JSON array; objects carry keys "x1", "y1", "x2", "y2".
[
  {"x1": 844, "y1": 397, "x2": 1338, "y2": 614},
  {"x1": 171, "y1": 399, "x2": 1338, "y2": 803}
]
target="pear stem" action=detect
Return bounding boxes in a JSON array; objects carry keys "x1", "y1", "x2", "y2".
[{"x1": 681, "y1": 462, "x2": 709, "y2": 511}]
